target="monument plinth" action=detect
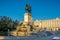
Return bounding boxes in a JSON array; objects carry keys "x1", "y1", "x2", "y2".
[{"x1": 24, "y1": 13, "x2": 32, "y2": 25}]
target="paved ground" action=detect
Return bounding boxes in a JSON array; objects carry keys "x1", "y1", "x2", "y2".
[
  {"x1": 0, "y1": 36, "x2": 54, "y2": 40},
  {"x1": 0, "y1": 34, "x2": 60, "y2": 40}
]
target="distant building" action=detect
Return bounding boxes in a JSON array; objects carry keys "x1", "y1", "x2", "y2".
[{"x1": 34, "y1": 18, "x2": 60, "y2": 31}]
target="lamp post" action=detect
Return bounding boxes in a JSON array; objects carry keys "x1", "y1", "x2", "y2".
[{"x1": 7, "y1": 29, "x2": 10, "y2": 36}]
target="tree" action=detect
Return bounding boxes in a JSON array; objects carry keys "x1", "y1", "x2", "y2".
[{"x1": 0, "y1": 16, "x2": 19, "y2": 31}]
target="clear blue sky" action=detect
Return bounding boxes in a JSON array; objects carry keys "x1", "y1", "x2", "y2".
[{"x1": 0, "y1": 0, "x2": 60, "y2": 21}]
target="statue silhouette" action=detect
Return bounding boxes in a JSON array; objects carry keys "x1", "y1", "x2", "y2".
[{"x1": 25, "y1": 4, "x2": 31, "y2": 14}]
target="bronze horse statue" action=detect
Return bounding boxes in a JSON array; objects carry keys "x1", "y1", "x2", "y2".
[{"x1": 25, "y1": 4, "x2": 31, "y2": 13}]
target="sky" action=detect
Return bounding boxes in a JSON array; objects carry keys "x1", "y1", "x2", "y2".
[{"x1": 0, "y1": 0, "x2": 60, "y2": 21}]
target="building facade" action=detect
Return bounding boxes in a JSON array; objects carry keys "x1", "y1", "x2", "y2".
[{"x1": 34, "y1": 18, "x2": 60, "y2": 31}]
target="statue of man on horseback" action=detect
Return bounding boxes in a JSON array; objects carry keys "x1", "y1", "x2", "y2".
[{"x1": 25, "y1": 4, "x2": 31, "y2": 13}]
